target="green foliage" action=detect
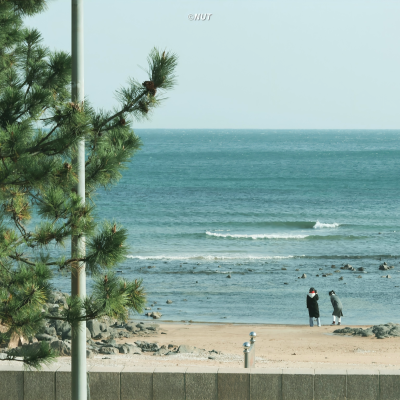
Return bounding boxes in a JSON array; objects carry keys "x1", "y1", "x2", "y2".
[{"x1": 0, "y1": 0, "x2": 177, "y2": 367}]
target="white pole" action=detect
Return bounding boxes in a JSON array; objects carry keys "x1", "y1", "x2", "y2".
[{"x1": 71, "y1": 0, "x2": 86, "y2": 399}]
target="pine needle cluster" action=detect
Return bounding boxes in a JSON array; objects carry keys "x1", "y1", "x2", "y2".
[{"x1": 0, "y1": 0, "x2": 177, "y2": 367}]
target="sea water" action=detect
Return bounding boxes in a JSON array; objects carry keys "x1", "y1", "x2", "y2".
[{"x1": 53, "y1": 130, "x2": 400, "y2": 325}]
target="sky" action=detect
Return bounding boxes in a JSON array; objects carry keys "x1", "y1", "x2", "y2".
[{"x1": 27, "y1": 0, "x2": 400, "y2": 129}]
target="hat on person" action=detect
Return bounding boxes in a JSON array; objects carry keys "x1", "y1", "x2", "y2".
[
  {"x1": 329, "y1": 290, "x2": 335, "y2": 295},
  {"x1": 309, "y1": 287, "x2": 315, "y2": 293}
]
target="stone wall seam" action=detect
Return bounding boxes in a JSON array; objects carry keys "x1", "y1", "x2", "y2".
[
  {"x1": 312, "y1": 371, "x2": 317, "y2": 400},
  {"x1": 378, "y1": 370, "x2": 380, "y2": 400}
]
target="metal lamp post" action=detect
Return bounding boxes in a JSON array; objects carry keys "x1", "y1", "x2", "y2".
[
  {"x1": 243, "y1": 331, "x2": 256, "y2": 368},
  {"x1": 71, "y1": 0, "x2": 86, "y2": 399}
]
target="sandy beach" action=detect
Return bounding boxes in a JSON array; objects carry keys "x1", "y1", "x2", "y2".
[{"x1": 13, "y1": 322, "x2": 396, "y2": 371}]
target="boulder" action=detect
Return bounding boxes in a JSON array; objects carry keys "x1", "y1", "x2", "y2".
[
  {"x1": 372, "y1": 323, "x2": 400, "y2": 339},
  {"x1": 48, "y1": 304, "x2": 60, "y2": 314},
  {"x1": 136, "y1": 342, "x2": 159, "y2": 352},
  {"x1": 226, "y1": 275, "x2": 231, "y2": 278},
  {"x1": 301, "y1": 274, "x2": 306, "y2": 279},
  {"x1": 125, "y1": 323, "x2": 139, "y2": 333},
  {"x1": 99, "y1": 347, "x2": 118, "y2": 355},
  {"x1": 177, "y1": 345, "x2": 200, "y2": 354},
  {"x1": 54, "y1": 320, "x2": 70, "y2": 336},
  {"x1": 7, "y1": 332, "x2": 20, "y2": 349},
  {"x1": 35, "y1": 333, "x2": 57, "y2": 342},
  {"x1": 86, "y1": 320, "x2": 101, "y2": 338},
  {"x1": 379, "y1": 263, "x2": 390, "y2": 271},
  {"x1": 151, "y1": 312, "x2": 162, "y2": 319},
  {"x1": 62, "y1": 327, "x2": 72, "y2": 340},
  {"x1": 166, "y1": 300, "x2": 173, "y2": 304},
  {"x1": 99, "y1": 323, "x2": 108, "y2": 332},
  {"x1": 44, "y1": 326, "x2": 57, "y2": 337},
  {"x1": 155, "y1": 348, "x2": 170, "y2": 356},
  {"x1": 51, "y1": 340, "x2": 71, "y2": 356},
  {"x1": 118, "y1": 345, "x2": 130, "y2": 354},
  {"x1": 357, "y1": 267, "x2": 365, "y2": 271},
  {"x1": 334, "y1": 323, "x2": 400, "y2": 339}
]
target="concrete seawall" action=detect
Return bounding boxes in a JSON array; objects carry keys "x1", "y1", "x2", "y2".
[{"x1": 0, "y1": 365, "x2": 399, "y2": 400}]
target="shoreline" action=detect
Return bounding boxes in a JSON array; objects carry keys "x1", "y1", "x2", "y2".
[{"x1": 133, "y1": 319, "x2": 385, "y2": 327}]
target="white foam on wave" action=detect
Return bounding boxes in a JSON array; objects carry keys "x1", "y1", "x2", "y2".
[
  {"x1": 205, "y1": 231, "x2": 308, "y2": 239},
  {"x1": 126, "y1": 255, "x2": 297, "y2": 261},
  {"x1": 313, "y1": 221, "x2": 340, "y2": 229}
]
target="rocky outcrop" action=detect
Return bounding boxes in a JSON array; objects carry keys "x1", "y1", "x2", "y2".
[
  {"x1": 334, "y1": 323, "x2": 400, "y2": 339},
  {"x1": 379, "y1": 262, "x2": 394, "y2": 271}
]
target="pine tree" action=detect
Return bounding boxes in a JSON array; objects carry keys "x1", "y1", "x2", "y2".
[{"x1": 0, "y1": 0, "x2": 177, "y2": 368}]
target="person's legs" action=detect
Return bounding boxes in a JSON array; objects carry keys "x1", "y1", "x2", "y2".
[
  {"x1": 309, "y1": 317, "x2": 314, "y2": 327},
  {"x1": 338, "y1": 316, "x2": 341, "y2": 325},
  {"x1": 317, "y1": 318, "x2": 321, "y2": 327},
  {"x1": 332, "y1": 315, "x2": 336, "y2": 324}
]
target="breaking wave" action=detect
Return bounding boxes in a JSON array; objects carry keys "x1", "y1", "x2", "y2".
[
  {"x1": 205, "y1": 232, "x2": 308, "y2": 239},
  {"x1": 313, "y1": 221, "x2": 340, "y2": 229}
]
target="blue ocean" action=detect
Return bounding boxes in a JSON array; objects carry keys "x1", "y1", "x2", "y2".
[{"x1": 55, "y1": 130, "x2": 400, "y2": 325}]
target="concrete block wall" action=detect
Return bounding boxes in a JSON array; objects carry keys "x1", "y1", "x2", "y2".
[{"x1": 0, "y1": 365, "x2": 399, "y2": 400}]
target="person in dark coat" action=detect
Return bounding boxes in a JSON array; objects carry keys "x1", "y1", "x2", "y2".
[
  {"x1": 307, "y1": 287, "x2": 321, "y2": 327},
  {"x1": 329, "y1": 290, "x2": 343, "y2": 325}
]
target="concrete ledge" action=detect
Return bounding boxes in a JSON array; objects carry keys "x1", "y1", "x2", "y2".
[
  {"x1": 89, "y1": 366, "x2": 123, "y2": 400},
  {"x1": 218, "y1": 368, "x2": 250, "y2": 400},
  {"x1": 24, "y1": 366, "x2": 59, "y2": 400},
  {"x1": 0, "y1": 366, "x2": 399, "y2": 399},
  {"x1": 0, "y1": 365, "x2": 24, "y2": 400},
  {"x1": 153, "y1": 367, "x2": 187, "y2": 400},
  {"x1": 121, "y1": 367, "x2": 155, "y2": 400},
  {"x1": 347, "y1": 370, "x2": 379, "y2": 400},
  {"x1": 56, "y1": 365, "x2": 71, "y2": 400},
  {"x1": 282, "y1": 368, "x2": 314, "y2": 400},
  {"x1": 314, "y1": 369, "x2": 347, "y2": 400},
  {"x1": 379, "y1": 370, "x2": 400, "y2": 400},
  {"x1": 186, "y1": 367, "x2": 218, "y2": 400},
  {"x1": 250, "y1": 368, "x2": 282, "y2": 400}
]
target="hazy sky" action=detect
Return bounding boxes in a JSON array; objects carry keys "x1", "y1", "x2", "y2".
[{"x1": 28, "y1": 0, "x2": 400, "y2": 129}]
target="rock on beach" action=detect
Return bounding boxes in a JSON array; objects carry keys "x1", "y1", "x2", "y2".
[{"x1": 334, "y1": 323, "x2": 400, "y2": 339}]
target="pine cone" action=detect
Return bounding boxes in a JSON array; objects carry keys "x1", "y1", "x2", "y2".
[
  {"x1": 112, "y1": 224, "x2": 116, "y2": 234},
  {"x1": 142, "y1": 81, "x2": 156, "y2": 96},
  {"x1": 64, "y1": 162, "x2": 72, "y2": 170},
  {"x1": 120, "y1": 118, "x2": 126, "y2": 126}
]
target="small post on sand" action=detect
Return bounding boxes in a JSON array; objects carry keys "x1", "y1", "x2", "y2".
[{"x1": 244, "y1": 331, "x2": 256, "y2": 368}]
